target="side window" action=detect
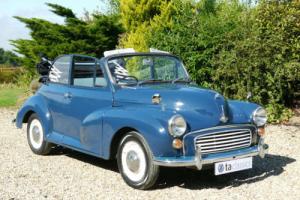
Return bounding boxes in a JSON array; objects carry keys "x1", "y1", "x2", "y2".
[
  {"x1": 50, "y1": 55, "x2": 71, "y2": 84},
  {"x1": 95, "y1": 63, "x2": 107, "y2": 87},
  {"x1": 72, "y1": 56, "x2": 107, "y2": 87},
  {"x1": 72, "y1": 56, "x2": 95, "y2": 87}
]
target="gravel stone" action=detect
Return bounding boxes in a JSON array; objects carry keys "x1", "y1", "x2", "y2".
[{"x1": 0, "y1": 108, "x2": 300, "y2": 199}]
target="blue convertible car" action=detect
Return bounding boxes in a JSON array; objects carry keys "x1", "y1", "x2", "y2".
[{"x1": 16, "y1": 49, "x2": 268, "y2": 189}]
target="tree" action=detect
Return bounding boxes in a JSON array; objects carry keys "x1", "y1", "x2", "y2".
[
  {"x1": 137, "y1": 0, "x2": 246, "y2": 89},
  {"x1": 118, "y1": 0, "x2": 174, "y2": 51},
  {"x1": 119, "y1": 0, "x2": 169, "y2": 31},
  {"x1": 12, "y1": 3, "x2": 124, "y2": 74},
  {"x1": 211, "y1": 0, "x2": 300, "y2": 122},
  {"x1": 119, "y1": 0, "x2": 299, "y2": 122},
  {"x1": 0, "y1": 48, "x2": 20, "y2": 66}
]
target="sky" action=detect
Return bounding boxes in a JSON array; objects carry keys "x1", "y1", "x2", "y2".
[{"x1": 0, "y1": 0, "x2": 108, "y2": 51}]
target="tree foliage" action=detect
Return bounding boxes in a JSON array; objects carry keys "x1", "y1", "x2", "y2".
[
  {"x1": 212, "y1": 0, "x2": 300, "y2": 122},
  {"x1": 119, "y1": 0, "x2": 174, "y2": 50},
  {"x1": 0, "y1": 48, "x2": 20, "y2": 66},
  {"x1": 11, "y1": 0, "x2": 299, "y2": 122},
  {"x1": 12, "y1": 3, "x2": 124, "y2": 74},
  {"x1": 119, "y1": 0, "x2": 299, "y2": 122}
]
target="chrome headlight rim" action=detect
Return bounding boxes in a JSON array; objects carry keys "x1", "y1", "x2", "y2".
[
  {"x1": 252, "y1": 107, "x2": 267, "y2": 127},
  {"x1": 168, "y1": 114, "x2": 187, "y2": 137}
]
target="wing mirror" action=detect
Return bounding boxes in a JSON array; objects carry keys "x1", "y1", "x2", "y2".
[
  {"x1": 36, "y1": 54, "x2": 53, "y2": 84},
  {"x1": 36, "y1": 56, "x2": 53, "y2": 76}
]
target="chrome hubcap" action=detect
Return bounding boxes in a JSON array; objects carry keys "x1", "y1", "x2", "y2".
[
  {"x1": 121, "y1": 140, "x2": 147, "y2": 182},
  {"x1": 32, "y1": 126, "x2": 40, "y2": 143},
  {"x1": 126, "y1": 150, "x2": 140, "y2": 172}
]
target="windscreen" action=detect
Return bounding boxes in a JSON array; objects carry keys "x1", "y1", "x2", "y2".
[{"x1": 107, "y1": 55, "x2": 188, "y2": 85}]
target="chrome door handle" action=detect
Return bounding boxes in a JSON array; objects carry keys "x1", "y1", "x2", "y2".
[{"x1": 64, "y1": 92, "x2": 72, "y2": 99}]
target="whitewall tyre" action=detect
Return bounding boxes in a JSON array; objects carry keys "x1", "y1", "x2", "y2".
[
  {"x1": 117, "y1": 132, "x2": 159, "y2": 190},
  {"x1": 27, "y1": 113, "x2": 52, "y2": 155}
]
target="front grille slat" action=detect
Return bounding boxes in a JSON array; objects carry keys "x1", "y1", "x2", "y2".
[
  {"x1": 201, "y1": 140, "x2": 250, "y2": 149},
  {"x1": 198, "y1": 136, "x2": 251, "y2": 146},
  {"x1": 196, "y1": 135, "x2": 250, "y2": 143},
  {"x1": 199, "y1": 131, "x2": 250, "y2": 139},
  {"x1": 198, "y1": 143, "x2": 250, "y2": 153},
  {"x1": 195, "y1": 129, "x2": 252, "y2": 154}
]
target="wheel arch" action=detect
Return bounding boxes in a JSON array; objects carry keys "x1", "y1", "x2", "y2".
[
  {"x1": 16, "y1": 94, "x2": 52, "y2": 134},
  {"x1": 102, "y1": 108, "x2": 178, "y2": 159},
  {"x1": 22, "y1": 110, "x2": 35, "y2": 123},
  {"x1": 109, "y1": 127, "x2": 139, "y2": 160}
]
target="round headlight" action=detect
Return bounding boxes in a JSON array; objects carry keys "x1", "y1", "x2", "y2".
[
  {"x1": 253, "y1": 107, "x2": 267, "y2": 126},
  {"x1": 168, "y1": 115, "x2": 187, "y2": 137}
]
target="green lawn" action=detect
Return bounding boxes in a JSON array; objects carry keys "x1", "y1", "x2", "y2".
[{"x1": 0, "y1": 87, "x2": 26, "y2": 107}]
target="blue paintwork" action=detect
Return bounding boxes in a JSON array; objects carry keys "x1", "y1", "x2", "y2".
[{"x1": 16, "y1": 53, "x2": 262, "y2": 160}]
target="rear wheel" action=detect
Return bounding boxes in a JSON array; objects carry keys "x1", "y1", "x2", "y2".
[
  {"x1": 27, "y1": 113, "x2": 52, "y2": 155},
  {"x1": 117, "y1": 132, "x2": 159, "y2": 190}
]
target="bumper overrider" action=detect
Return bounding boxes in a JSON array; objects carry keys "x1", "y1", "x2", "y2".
[{"x1": 153, "y1": 138, "x2": 268, "y2": 170}]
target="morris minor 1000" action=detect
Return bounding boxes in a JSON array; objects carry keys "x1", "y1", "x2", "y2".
[{"x1": 16, "y1": 49, "x2": 268, "y2": 189}]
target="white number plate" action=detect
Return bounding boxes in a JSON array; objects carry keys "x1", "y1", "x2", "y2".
[{"x1": 214, "y1": 157, "x2": 253, "y2": 175}]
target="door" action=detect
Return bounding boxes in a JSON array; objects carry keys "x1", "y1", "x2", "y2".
[
  {"x1": 41, "y1": 55, "x2": 72, "y2": 143},
  {"x1": 61, "y1": 55, "x2": 112, "y2": 155}
]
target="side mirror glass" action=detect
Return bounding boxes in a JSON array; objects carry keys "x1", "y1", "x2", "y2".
[{"x1": 247, "y1": 92, "x2": 252, "y2": 101}]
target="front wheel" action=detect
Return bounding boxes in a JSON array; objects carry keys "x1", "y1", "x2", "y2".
[{"x1": 117, "y1": 132, "x2": 159, "y2": 190}]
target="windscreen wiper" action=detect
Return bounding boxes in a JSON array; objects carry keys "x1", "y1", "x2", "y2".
[
  {"x1": 137, "y1": 79, "x2": 164, "y2": 86},
  {"x1": 171, "y1": 77, "x2": 192, "y2": 84}
]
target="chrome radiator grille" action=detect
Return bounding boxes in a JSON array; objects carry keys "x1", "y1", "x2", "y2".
[{"x1": 195, "y1": 129, "x2": 252, "y2": 154}]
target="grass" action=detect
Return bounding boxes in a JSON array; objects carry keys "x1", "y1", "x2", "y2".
[{"x1": 0, "y1": 85, "x2": 27, "y2": 107}]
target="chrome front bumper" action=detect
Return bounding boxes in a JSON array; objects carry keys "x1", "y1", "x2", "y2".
[{"x1": 153, "y1": 138, "x2": 269, "y2": 170}]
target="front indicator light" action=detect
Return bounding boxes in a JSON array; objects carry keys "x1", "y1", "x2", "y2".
[
  {"x1": 258, "y1": 127, "x2": 265, "y2": 137},
  {"x1": 172, "y1": 138, "x2": 183, "y2": 149}
]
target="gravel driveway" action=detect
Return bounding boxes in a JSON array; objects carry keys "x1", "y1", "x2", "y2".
[{"x1": 1, "y1": 108, "x2": 300, "y2": 199}]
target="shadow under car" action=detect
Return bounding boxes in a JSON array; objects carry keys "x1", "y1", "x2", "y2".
[{"x1": 47, "y1": 147, "x2": 295, "y2": 190}]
